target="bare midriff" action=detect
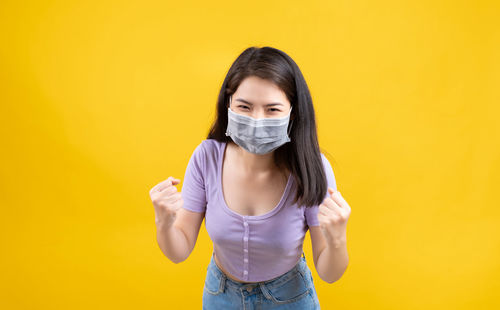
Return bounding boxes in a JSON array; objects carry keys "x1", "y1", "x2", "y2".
[{"x1": 214, "y1": 252, "x2": 261, "y2": 284}]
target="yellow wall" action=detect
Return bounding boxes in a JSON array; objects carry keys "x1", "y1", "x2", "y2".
[{"x1": 1, "y1": 0, "x2": 499, "y2": 309}]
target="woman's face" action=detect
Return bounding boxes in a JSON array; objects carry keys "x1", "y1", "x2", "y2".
[{"x1": 228, "y1": 76, "x2": 292, "y2": 119}]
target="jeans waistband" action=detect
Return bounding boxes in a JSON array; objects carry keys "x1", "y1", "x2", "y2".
[{"x1": 208, "y1": 251, "x2": 308, "y2": 292}]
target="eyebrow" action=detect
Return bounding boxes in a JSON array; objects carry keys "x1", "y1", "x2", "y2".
[{"x1": 235, "y1": 98, "x2": 284, "y2": 107}]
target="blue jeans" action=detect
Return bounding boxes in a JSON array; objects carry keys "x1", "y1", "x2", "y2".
[{"x1": 202, "y1": 252, "x2": 320, "y2": 309}]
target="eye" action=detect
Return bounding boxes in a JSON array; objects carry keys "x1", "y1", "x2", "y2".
[
  {"x1": 270, "y1": 108, "x2": 280, "y2": 112},
  {"x1": 238, "y1": 105, "x2": 249, "y2": 110}
]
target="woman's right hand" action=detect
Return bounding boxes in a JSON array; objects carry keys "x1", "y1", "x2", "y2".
[{"x1": 149, "y1": 176, "x2": 183, "y2": 229}]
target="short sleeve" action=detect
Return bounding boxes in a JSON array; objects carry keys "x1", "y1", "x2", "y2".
[
  {"x1": 305, "y1": 153, "x2": 337, "y2": 227},
  {"x1": 181, "y1": 141, "x2": 207, "y2": 213}
]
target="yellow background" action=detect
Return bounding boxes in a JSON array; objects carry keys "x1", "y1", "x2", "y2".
[{"x1": 1, "y1": 0, "x2": 499, "y2": 309}]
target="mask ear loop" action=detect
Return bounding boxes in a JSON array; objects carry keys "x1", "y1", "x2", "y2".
[
  {"x1": 286, "y1": 107, "x2": 293, "y2": 137},
  {"x1": 286, "y1": 106, "x2": 293, "y2": 136},
  {"x1": 225, "y1": 95, "x2": 232, "y2": 137},
  {"x1": 287, "y1": 118, "x2": 293, "y2": 136}
]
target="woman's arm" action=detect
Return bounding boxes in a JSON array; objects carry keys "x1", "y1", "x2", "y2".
[{"x1": 156, "y1": 208, "x2": 205, "y2": 263}]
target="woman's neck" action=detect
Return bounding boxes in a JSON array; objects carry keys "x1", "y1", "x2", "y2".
[{"x1": 230, "y1": 141, "x2": 277, "y2": 175}]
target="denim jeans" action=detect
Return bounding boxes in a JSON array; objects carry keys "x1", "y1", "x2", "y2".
[{"x1": 202, "y1": 252, "x2": 320, "y2": 309}]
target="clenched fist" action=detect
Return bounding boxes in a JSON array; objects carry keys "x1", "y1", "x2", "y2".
[
  {"x1": 149, "y1": 176, "x2": 183, "y2": 229},
  {"x1": 318, "y1": 188, "x2": 351, "y2": 247}
]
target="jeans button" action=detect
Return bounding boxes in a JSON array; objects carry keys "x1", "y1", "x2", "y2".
[{"x1": 246, "y1": 284, "x2": 255, "y2": 292}]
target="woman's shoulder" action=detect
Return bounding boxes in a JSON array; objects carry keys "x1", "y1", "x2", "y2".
[
  {"x1": 188, "y1": 139, "x2": 226, "y2": 165},
  {"x1": 196, "y1": 138, "x2": 225, "y2": 155},
  {"x1": 201, "y1": 138, "x2": 224, "y2": 148}
]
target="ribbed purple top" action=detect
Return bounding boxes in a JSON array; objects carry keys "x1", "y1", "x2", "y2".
[{"x1": 181, "y1": 139, "x2": 337, "y2": 282}]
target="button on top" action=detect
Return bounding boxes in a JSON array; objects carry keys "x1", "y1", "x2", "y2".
[
  {"x1": 244, "y1": 237, "x2": 248, "y2": 242},
  {"x1": 243, "y1": 222, "x2": 248, "y2": 226}
]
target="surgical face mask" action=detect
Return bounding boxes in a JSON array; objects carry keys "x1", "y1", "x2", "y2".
[{"x1": 225, "y1": 96, "x2": 293, "y2": 155}]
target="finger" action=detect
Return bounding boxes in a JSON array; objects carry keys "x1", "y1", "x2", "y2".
[
  {"x1": 164, "y1": 193, "x2": 183, "y2": 210},
  {"x1": 165, "y1": 186, "x2": 179, "y2": 195},
  {"x1": 150, "y1": 177, "x2": 173, "y2": 194},
  {"x1": 151, "y1": 185, "x2": 177, "y2": 200},
  {"x1": 157, "y1": 177, "x2": 181, "y2": 192},
  {"x1": 321, "y1": 197, "x2": 342, "y2": 214},
  {"x1": 158, "y1": 182, "x2": 179, "y2": 194},
  {"x1": 164, "y1": 192, "x2": 182, "y2": 204},
  {"x1": 328, "y1": 187, "x2": 336, "y2": 196},
  {"x1": 318, "y1": 206, "x2": 332, "y2": 217},
  {"x1": 151, "y1": 186, "x2": 179, "y2": 199},
  {"x1": 317, "y1": 213, "x2": 325, "y2": 225},
  {"x1": 163, "y1": 177, "x2": 180, "y2": 189},
  {"x1": 330, "y1": 190, "x2": 348, "y2": 210}
]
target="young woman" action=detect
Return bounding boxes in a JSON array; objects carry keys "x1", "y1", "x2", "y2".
[{"x1": 150, "y1": 46, "x2": 351, "y2": 309}]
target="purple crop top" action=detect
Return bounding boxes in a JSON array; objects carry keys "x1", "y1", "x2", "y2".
[{"x1": 180, "y1": 139, "x2": 337, "y2": 282}]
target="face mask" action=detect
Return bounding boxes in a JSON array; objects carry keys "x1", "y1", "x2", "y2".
[{"x1": 225, "y1": 96, "x2": 293, "y2": 155}]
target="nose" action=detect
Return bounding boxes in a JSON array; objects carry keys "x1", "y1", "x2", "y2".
[{"x1": 250, "y1": 110, "x2": 266, "y2": 119}]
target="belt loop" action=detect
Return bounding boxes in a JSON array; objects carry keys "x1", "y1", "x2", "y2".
[{"x1": 219, "y1": 273, "x2": 226, "y2": 293}]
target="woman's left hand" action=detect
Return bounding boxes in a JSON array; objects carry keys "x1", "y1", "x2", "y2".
[{"x1": 317, "y1": 187, "x2": 351, "y2": 247}]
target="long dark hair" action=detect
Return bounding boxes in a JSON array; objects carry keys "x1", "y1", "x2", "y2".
[{"x1": 207, "y1": 46, "x2": 332, "y2": 208}]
